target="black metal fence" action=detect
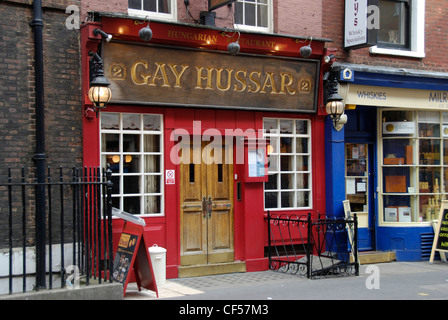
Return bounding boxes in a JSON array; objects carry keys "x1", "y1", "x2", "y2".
[
  {"x1": 0, "y1": 166, "x2": 114, "y2": 294},
  {"x1": 267, "y1": 212, "x2": 359, "y2": 279}
]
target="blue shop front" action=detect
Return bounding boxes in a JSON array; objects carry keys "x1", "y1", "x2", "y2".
[{"x1": 327, "y1": 63, "x2": 448, "y2": 261}]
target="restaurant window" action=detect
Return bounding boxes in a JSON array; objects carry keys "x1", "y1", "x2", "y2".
[
  {"x1": 100, "y1": 113, "x2": 164, "y2": 216},
  {"x1": 380, "y1": 109, "x2": 448, "y2": 224},
  {"x1": 263, "y1": 118, "x2": 312, "y2": 210},
  {"x1": 128, "y1": 0, "x2": 176, "y2": 20},
  {"x1": 234, "y1": 0, "x2": 272, "y2": 33}
]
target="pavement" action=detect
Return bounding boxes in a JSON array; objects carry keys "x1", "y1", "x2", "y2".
[{"x1": 123, "y1": 261, "x2": 448, "y2": 301}]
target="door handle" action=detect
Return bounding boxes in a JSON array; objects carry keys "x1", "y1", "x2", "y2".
[
  {"x1": 202, "y1": 195, "x2": 207, "y2": 217},
  {"x1": 207, "y1": 195, "x2": 212, "y2": 218}
]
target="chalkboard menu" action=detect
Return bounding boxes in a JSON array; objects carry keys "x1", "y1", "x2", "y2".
[
  {"x1": 430, "y1": 201, "x2": 448, "y2": 263},
  {"x1": 435, "y1": 208, "x2": 448, "y2": 251}
]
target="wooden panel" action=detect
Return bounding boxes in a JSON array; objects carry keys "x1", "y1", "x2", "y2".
[{"x1": 180, "y1": 142, "x2": 234, "y2": 268}]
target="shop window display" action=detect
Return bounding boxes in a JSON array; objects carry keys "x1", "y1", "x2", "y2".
[{"x1": 380, "y1": 110, "x2": 448, "y2": 223}]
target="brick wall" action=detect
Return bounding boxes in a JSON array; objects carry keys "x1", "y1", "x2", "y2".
[
  {"x1": 0, "y1": 0, "x2": 83, "y2": 248},
  {"x1": 0, "y1": 0, "x2": 83, "y2": 171},
  {"x1": 323, "y1": 0, "x2": 448, "y2": 72},
  {"x1": 81, "y1": 0, "x2": 323, "y2": 38},
  {"x1": 276, "y1": 0, "x2": 322, "y2": 37}
]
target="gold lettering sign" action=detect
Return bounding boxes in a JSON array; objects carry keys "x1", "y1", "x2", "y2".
[{"x1": 103, "y1": 42, "x2": 318, "y2": 112}]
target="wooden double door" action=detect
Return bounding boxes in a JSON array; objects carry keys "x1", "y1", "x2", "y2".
[{"x1": 180, "y1": 142, "x2": 234, "y2": 266}]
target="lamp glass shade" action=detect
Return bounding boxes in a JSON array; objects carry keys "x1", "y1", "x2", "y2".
[
  {"x1": 325, "y1": 100, "x2": 344, "y2": 118},
  {"x1": 88, "y1": 85, "x2": 112, "y2": 108}
]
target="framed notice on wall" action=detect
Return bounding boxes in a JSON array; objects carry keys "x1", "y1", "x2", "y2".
[{"x1": 430, "y1": 201, "x2": 448, "y2": 263}]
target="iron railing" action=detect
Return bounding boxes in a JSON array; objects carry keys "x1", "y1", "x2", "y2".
[
  {"x1": 267, "y1": 212, "x2": 359, "y2": 279},
  {"x1": 0, "y1": 166, "x2": 114, "y2": 294}
]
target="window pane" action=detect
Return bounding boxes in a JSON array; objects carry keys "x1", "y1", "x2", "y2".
[
  {"x1": 264, "y1": 119, "x2": 277, "y2": 133},
  {"x1": 265, "y1": 192, "x2": 277, "y2": 208},
  {"x1": 129, "y1": 0, "x2": 141, "y2": 10},
  {"x1": 144, "y1": 135, "x2": 160, "y2": 152},
  {"x1": 124, "y1": 155, "x2": 140, "y2": 173},
  {"x1": 143, "y1": 115, "x2": 161, "y2": 131},
  {"x1": 297, "y1": 191, "x2": 309, "y2": 207},
  {"x1": 296, "y1": 156, "x2": 309, "y2": 171},
  {"x1": 101, "y1": 113, "x2": 119, "y2": 130},
  {"x1": 145, "y1": 195, "x2": 161, "y2": 213},
  {"x1": 267, "y1": 154, "x2": 279, "y2": 172},
  {"x1": 280, "y1": 137, "x2": 292, "y2": 153},
  {"x1": 123, "y1": 114, "x2": 141, "y2": 130},
  {"x1": 280, "y1": 155, "x2": 293, "y2": 171},
  {"x1": 419, "y1": 139, "x2": 440, "y2": 165},
  {"x1": 296, "y1": 138, "x2": 308, "y2": 153},
  {"x1": 444, "y1": 140, "x2": 448, "y2": 165},
  {"x1": 245, "y1": 2, "x2": 256, "y2": 26},
  {"x1": 124, "y1": 175, "x2": 140, "y2": 194},
  {"x1": 265, "y1": 173, "x2": 278, "y2": 190},
  {"x1": 296, "y1": 173, "x2": 310, "y2": 189},
  {"x1": 378, "y1": 1, "x2": 409, "y2": 47},
  {"x1": 234, "y1": 1, "x2": 243, "y2": 24},
  {"x1": 102, "y1": 134, "x2": 119, "y2": 153},
  {"x1": 281, "y1": 192, "x2": 294, "y2": 207},
  {"x1": 419, "y1": 123, "x2": 440, "y2": 138},
  {"x1": 143, "y1": 0, "x2": 156, "y2": 11},
  {"x1": 145, "y1": 155, "x2": 160, "y2": 173},
  {"x1": 280, "y1": 120, "x2": 293, "y2": 134},
  {"x1": 158, "y1": 0, "x2": 170, "y2": 13},
  {"x1": 281, "y1": 173, "x2": 293, "y2": 189},
  {"x1": 257, "y1": 3, "x2": 268, "y2": 27},
  {"x1": 123, "y1": 134, "x2": 140, "y2": 152},
  {"x1": 296, "y1": 120, "x2": 308, "y2": 134},
  {"x1": 419, "y1": 167, "x2": 441, "y2": 194},
  {"x1": 124, "y1": 196, "x2": 140, "y2": 214},
  {"x1": 383, "y1": 139, "x2": 413, "y2": 165},
  {"x1": 145, "y1": 175, "x2": 161, "y2": 193}
]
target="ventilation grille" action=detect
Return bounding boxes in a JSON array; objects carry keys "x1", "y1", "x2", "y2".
[{"x1": 421, "y1": 233, "x2": 438, "y2": 261}]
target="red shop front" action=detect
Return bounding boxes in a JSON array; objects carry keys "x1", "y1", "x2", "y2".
[{"x1": 81, "y1": 15, "x2": 330, "y2": 279}]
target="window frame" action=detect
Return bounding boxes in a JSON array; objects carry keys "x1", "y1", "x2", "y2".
[
  {"x1": 100, "y1": 112, "x2": 164, "y2": 216},
  {"x1": 128, "y1": 0, "x2": 177, "y2": 21},
  {"x1": 376, "y1": 0, "x2": 410, "y2": 50},
  {"x1": 370, "y1": 0, "x2": 425, "y2": 58},
  {"x1": 234, "y1": 0, "x2": 273, "y2": 33},
  {"x1": 263, "y1": 118, "x2": 313, "y2": 211}
]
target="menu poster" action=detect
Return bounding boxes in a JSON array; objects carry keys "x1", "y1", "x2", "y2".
[
  {"x1": 430, "y1": 201, "x2": 448, "y2": 263},
  {"x1": 112, "y1": 233, "x2": 139, "y2": 283}
]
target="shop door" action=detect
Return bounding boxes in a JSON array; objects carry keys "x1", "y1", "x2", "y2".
[
  {"x1": 179, "y1": 142, "x2": 234, "y2": 266},
  {"x1": 345, "y1": 143, "x2": 375, "y2": 251}
]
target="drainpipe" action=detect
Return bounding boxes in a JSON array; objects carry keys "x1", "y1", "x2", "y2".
[{"x1": 30, "y1": 0, "x2": 47, "y2": 290}]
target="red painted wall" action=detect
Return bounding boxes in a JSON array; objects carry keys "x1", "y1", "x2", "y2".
[{"x1": 81, "y1": 18, "x2": 329, "y2": 278}]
